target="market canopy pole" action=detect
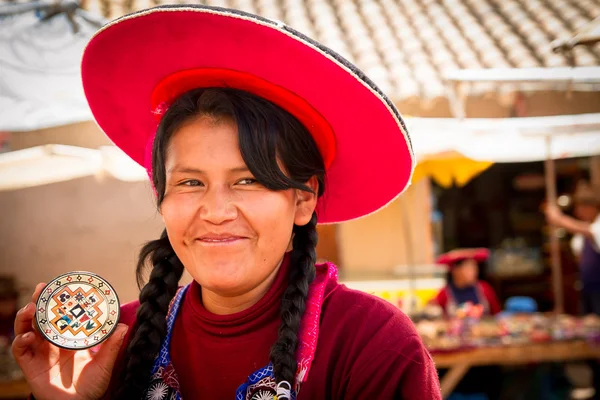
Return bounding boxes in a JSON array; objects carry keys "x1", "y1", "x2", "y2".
[{"x1": 544, "y1": 137, "x2": 564, "y2": 313}]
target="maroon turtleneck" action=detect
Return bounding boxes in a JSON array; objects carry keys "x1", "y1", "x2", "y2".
[
  {"x1": 169, "y1": 254, "x2": 290, "y2": 398},
  {"x1": 109, "y1": 255, "x2": 441, "y2": 399}
]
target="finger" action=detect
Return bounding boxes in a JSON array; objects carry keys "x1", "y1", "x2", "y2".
[
  {"x1": 14, "y1": 302, "x2": 36, "y2": 336},
  {"x1": 92, "y1": 324, "x2": 129, "y2": 372},
  {"x1": 30, "y1": 283, "x2": 50, "y2": 333},
  {"x1": 11, "y1": 332, "x2": 37, "y2": 363},
  {"x1": 31, "y1": 282, "x2": 47, "y2": 304}
]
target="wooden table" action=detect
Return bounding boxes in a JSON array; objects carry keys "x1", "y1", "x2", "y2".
[{"x1": 433, "y1": 341, "x2": 600, "y2": 399}]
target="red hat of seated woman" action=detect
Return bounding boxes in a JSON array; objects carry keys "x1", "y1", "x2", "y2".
[
  {"x1": 81, "y1": 5, "x2": 414, "y2": 224},
  {"x1": 436, "y1": 248, "x2": 490, "y2": 266}
]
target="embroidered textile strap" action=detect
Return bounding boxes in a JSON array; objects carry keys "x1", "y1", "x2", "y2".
[
  {"x1": 152, "y1": 285, "x2": 190, "y2": 374},
  {"x1": 294, "y1": 262, "x2": 338, "y2": 392}
]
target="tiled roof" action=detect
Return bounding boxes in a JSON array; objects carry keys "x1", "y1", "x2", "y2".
[{"x1": 79, "y1": 0, "x2": 600, "y2": 101}]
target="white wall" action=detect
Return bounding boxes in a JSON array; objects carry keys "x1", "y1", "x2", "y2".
[{"x1": 0, "y1": 175, "x2": 168, "y2": 306}]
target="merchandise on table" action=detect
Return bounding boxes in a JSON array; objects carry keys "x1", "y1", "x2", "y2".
[{"x1": 415, "y1": 312, "x2": 600, "y2": 352}]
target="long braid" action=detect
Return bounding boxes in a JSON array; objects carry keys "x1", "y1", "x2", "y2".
[
  {"x1": 270, "y1": 212, "x2": 318, "y2": 391},
  {"x1": 115, "y1": 228, "x2": 184, "y2": 399}
]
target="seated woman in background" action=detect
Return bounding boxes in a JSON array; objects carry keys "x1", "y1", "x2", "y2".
[{"x1": 434, "y1": 248, "x2": 502, "y2": 316}]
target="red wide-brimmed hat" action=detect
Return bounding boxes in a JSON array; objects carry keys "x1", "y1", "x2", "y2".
[
  {"x1": 436, "y1": 248, "x2": 490, "y2": 266},
  {"x1": 81, "y1": 5, "x2": 414, "y2": 224}
]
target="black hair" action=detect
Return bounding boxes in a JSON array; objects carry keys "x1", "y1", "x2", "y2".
[
  {"x1": 115, "y1": 88, "x2": 325, "y2": 399},
  {"x1": 445, "y1": 260, "x2": 486, "y2": 287}
]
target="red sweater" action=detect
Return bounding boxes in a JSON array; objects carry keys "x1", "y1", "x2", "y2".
[{"x1": 109, "y1": 262, "x2": 441, "y2": 399}]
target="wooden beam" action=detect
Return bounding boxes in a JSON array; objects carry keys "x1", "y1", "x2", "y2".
[
  {"x1": 545, "y1": 137, "x2": 564, "y2": 314},
  {"x1": 440, "y1": 363, "x2": 471, "y2": 399}
]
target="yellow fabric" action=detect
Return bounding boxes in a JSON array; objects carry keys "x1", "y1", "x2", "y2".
[{"x1": 413, "y1": 155, "x2": 493, "y2": 188}]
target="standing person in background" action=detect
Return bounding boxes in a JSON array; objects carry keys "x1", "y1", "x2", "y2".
[
  {"x1": 545, "y1": 180, "x2": 600, "y2": 400},
  {"x1": 545, "y1": 181, "x2": 600, "y2": 316}
]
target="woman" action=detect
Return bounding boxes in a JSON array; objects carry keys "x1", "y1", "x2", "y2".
[
  {"x1": 12, "y1": 5, "x2": 440, "y2": 400},
  {"x1": 434, "y1": 248, "x2": 501, "y2": 316},
  {"x1": 434, "y1": 249, "x2": 502, "y2": 400}
]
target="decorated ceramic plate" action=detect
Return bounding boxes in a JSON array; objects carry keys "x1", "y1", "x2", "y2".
[{"x1": 35, "y1": 271, "x2": 120, "y2": 350}]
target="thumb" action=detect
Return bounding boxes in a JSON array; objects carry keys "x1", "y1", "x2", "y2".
[{"x1": 92, "y1": 324, "x2": 129, "y2": 371}]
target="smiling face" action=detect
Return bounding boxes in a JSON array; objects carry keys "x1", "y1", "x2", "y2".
[{"x1": 160, "y1": 116, "x2": 316, "y2": 297}]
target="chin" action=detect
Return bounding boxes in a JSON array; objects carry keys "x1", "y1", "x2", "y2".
[{"x1": 194, "y1": 260, "x2": 248, "y2": 292}]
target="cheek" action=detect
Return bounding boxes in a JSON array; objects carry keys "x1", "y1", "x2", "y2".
[
  {"x1": 467, "y1": 268, "x2": 478, "y2": 280},
  {"x1": 243, "y1": 192, "x2": 296, "y2": 246},
  {"x1": 160, "y1": 194, "x2": 201, "y2": 239}
]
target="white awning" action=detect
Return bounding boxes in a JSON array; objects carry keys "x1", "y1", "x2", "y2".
[
  {"x1": 0, "y1": 144, "x2": 147, "y2": 191},
  {"x1": 0, "y1": 145, "x2": 102, "y2": 190},
  {"x1": 407, "y1": 113, "x2": 600, "y2": 163},
  {"x1": 444, "y1": 67, "x2": 600, "y2": 85},
  {"x1": 0, "y1": 8, "x2": 100, "y2": 131}
]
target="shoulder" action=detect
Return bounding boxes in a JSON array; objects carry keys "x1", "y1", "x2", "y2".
[
  {"x1": 317, "y1": 283, "x2": 440, "y2": 398},
  {"x1": 324, "y1": 282, "x2": 418, "y2": 336},
  {"x1": 435, "y1": 286, "x2": 449, "y2": 302},
  {"x1": 478, "y1": 280, "x2": 494, "y2": 292},
  {"x1": 478, "y1": 280, "x2": 498, "y2": 301},
  {"x1": 119, "y1": 299, "x2": 140, "y2": 328}
]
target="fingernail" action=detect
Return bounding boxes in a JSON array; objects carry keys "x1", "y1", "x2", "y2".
[
  {"x1": 119, "y1": 325, "x2": 129, "y2": 340},
  {"x1": 22, "y1": 332, "x2": 32, "y2": 340},
  {"x1": 23, "y1": 303, "x2": 32, "y2": 313}
]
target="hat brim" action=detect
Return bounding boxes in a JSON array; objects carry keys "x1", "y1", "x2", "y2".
[
  {"x1": 81, "y1": 5, "x2": 414, "y2": 224},
  {"x1": 436, "y1": 248, "x2": 490, "y2": 266}
]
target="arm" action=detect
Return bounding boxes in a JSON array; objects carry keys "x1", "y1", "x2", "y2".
[
  {"x1": 545, "y1": 205, "x2": 594, "y2": 239},
  {"x1": 433, "y1": 287, "x2": 448, "y2": 313}
]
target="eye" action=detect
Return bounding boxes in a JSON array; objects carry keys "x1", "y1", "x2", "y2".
[
  {"x1": 237, "y1": 178, "x2": 258, "y2": 185},
  {"x1": 180, "y1": 179, "x2": 203, "y2": 187}
]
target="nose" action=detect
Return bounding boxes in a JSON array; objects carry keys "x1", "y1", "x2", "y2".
[{"x1": 199, "y1": 185, "x2": 238, "y2": 225}]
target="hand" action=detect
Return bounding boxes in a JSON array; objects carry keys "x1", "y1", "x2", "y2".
[
  {"x1": 544, "y1": 204, "x2": 564, "y2": 227},
  {"x1": 12, "y1": 283, "x2": 128, "y2": 400}
]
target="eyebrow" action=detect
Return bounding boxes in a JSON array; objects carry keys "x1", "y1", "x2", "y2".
[{"x1": 167, "y1": 165, "x2": 251, "y2": 174}]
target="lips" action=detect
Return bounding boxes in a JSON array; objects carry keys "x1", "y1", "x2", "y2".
[{"x1": 195, "y1": 233, "x2": 247, "y2": 244}]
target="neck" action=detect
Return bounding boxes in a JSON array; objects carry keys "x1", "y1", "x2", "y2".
[{"x1": 200, "y1": 258, "x2": 284, "y2": 315}]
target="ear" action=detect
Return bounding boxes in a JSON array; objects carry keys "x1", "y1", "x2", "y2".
[{"x1": 294, "y1": 176, "x2": 319, "y2": 226}]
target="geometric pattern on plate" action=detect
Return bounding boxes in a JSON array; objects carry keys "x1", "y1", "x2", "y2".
[
  {"x1": 36, "y1": 271, "x2": 120, "y2": 350},
  {"x1": 50, "y1": 285, "x2": 105, "y2": 336}
]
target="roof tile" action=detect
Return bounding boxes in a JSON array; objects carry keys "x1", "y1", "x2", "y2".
[{"x1": 82, "y1": 0, "x2": 600, "y2": 101}]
